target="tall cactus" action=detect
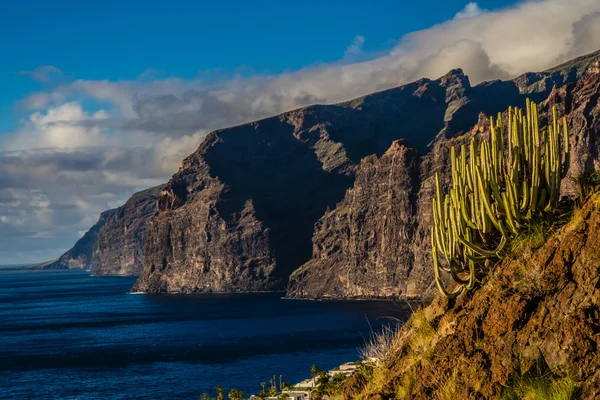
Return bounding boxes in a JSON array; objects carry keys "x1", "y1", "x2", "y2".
[{"x1": 432, "y1": 100, "x2": 569, "y2": 297}]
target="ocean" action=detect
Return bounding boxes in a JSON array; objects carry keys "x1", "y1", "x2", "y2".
[{"x1": 0, "y1": 269, "x2": 410, "y2": 399}]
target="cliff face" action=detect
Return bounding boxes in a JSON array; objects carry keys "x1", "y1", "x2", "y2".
[
  {"x1": 34, "y1": 209, "x2": 118, "y2": 270},
  {"x1": 134, "y1": 50, "x2": 600, "y2": 295},
  {"x1": 91, "y1": 185, "x2": 165, "y2": 276},
  {"x1": 343, "y1": 193, "x2": 600, "y2": 399},
  {"x1": 36, "y1": 185, "x2": 163, "y2": 276},
  {"x1": 286, "y1": 142, "x2": 423, "y2": 299},
  {"x1": 286, "y1": 58, "x2": 600, "y2": 300},
  {"x1": 132, "y1": 69, "x2": 524, "y2": 294}
]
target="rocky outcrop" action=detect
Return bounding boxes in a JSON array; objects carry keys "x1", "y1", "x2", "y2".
[
  {"x1": 342, "y1": 193, "x2": 600, "y2": 399},
  {"x1": 34, "y1": 185, "x2": 163, "y2": 276}
]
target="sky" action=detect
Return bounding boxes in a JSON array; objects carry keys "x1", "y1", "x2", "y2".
[{"x1": 1, "y1": 0, "x2": 600, "y2": 264}]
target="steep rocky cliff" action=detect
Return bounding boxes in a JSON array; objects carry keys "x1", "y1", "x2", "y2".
[
  {"x1": 134, "y1": 50, "x2": 600, "y2": 295},
  {"x1": 35, "y1": 185, "x2": 164, "y2": 276},
  {"x1": 91, "y1": 185, "x2": 165, "y2": 275},
  {"x1": 32, "y1": 208, "x2": 118, "y2": 270},
  {"x1": 287, "y1": 56, "x2": 600, "y2": 300},
  {"x1": 133, "y1": 69, "x2": 524, "y2": 294},
  {"x1": 342, "y1": 193, "x2": 600, "y2": 399}
]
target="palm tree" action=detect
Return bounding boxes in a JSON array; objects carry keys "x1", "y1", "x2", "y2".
[
  {"x1": 216, "y1": 386, "x2": 225, "y2": 400},
  {"x1": 310, "y1": 365, "x2": 322, "y2": 387}
]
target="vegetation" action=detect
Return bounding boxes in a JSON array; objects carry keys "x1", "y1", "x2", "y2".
[
  {"x1": 574, "y1": 170, "x2": 600, "y2": 207},
  {"x1": 359, "y1": 323, "x2": 403, "y2": 364},
  {"x1": 431, "y1": 100, "x2": 570, "y2": 297},
  {"x1": 227, "y1": 389, "x2": 245, "y2": 400},
  {"x1": 502, "y1": 358, "x2": 579, "y2": 400}
]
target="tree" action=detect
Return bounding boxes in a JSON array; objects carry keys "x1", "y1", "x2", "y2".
[
  {"x1": 311, "y1": 365, "x2": 323, "y2": 386},
  {"x1": 228, "y1": 389, "x2": 245, "y2": 400},
  {"x1": 279, "y1": 393, "x2": 290, "y2": 400},
  {"x1": 216, "y1": 386, "x2": 225, "y2": 400}
]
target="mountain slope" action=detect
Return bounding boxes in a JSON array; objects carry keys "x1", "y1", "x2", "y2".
[
  {"x1": 34, "y1": 185, "x2": 164, "y2": 276},
  {"x1": 31, "y1": 208, "x2": 118, "y2": 271},
  {"x1": 342, "y1": 193, "x2": 600, "y2": 399},
  {"x1": 132, "y1": 69, "x2": 523, "y2": 294},
  {"x1": 286, "y1": 55, "x2": 600, "y2": 300},
  {"x1": 133, "y1": 50, "x2": 600, "y2": 295}
]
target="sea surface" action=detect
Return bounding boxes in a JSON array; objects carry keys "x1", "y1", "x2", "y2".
[{"x1": 0, "y1": 269, "x2": 410, "y2": 399}]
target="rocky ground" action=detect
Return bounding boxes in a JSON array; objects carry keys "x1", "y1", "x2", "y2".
[{"x1": 341, "y1": 193, "x2": 600, "y2": 399}]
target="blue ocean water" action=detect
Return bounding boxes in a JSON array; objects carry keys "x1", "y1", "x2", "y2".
[{"x1": 0, "y1": 269, "x2": 410, "y2": 399}]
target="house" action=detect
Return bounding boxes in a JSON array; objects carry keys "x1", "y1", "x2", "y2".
[
  {"x1": 589, "y1": 60, "x2": 600, "y2": 74},
  {"x1": 282, "y1": 391, "x2": 311, "y2": 400}
]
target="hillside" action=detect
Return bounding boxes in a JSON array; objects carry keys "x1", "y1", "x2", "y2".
[{"x1": 340, "y1": 193, "x2": 600, "y2": 399}]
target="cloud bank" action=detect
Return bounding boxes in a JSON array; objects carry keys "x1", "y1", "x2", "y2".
[{"x1": 2, "y1": 0, "x2": 600, "y2": 264}]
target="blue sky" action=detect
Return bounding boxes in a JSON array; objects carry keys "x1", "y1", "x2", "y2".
[
  {"x1": 1, "y1": 0, "x2": 600, "y2": 264},
  {"x1": 0, "y1": 0, "x2": 516, "y2": 134}
]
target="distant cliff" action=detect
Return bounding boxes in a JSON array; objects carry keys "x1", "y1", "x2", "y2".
[
  {"x1": 34, "y1": 185, "x2": 164, "y2": 276},
  {"x1": 91, "y1": 185, "x2": 165, "y2": 276},
  {"x1": 32, "y1": 209, "x2": 118, "y2": 271}
]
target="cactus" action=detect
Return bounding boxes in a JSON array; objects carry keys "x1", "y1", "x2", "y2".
[{"x1": 432, "y1": 101, "x2": 569, "y2": 297}]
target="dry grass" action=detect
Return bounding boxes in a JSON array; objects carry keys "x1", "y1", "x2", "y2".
[
  {"x1": 353, "y1": 309, "x2": 437, "y2": 398},
  {"x1": 511, "y1": 262, "x2": 546, "y2": 300},
  {"x1": 408, "y1": 310, "x2": 436, "y2": 360},
  {"x1": 359, "y1": 323, "x2": 405, "y2": 365},
  {"x1": 501, "y1": 374, "x2": 578, "y2": 400},
  {"x1": 394, "y1": 373, "x2": 416, "y2": 399},
  {"x1": 431, "y1": 356, "x2": 488, "y2": 400}
]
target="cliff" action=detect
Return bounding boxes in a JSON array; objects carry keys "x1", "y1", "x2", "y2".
[
  {"x1": 132, "y1": 68, "x2": 524, "y2": 294},
  {"x1": 286, "y1": 54, "x2": 600, "y2": 300},
  {"x1": 34, "y1": 185, "x2": 164, "y2": 276},
  {"x1": 133, "y1": 50, "x2": 600, "y2": 295},
  {"x1": 342, "y1": 193, "x2": 600, "y2": 399},
  {"x1": 91, "y1": 185, "x2": 165, "y2": 275},
  {"x1": 31, "y1": 209, "x2": 118, "y2": 270}
]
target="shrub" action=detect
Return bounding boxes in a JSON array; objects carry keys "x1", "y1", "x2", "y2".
[{"x1": 432, "y1": 101, "x2": 570, "y2": 297}]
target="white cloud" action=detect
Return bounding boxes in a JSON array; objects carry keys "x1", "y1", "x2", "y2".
[
  {"x1": 19, "y1": 66, "x2": 64, "y2": 83},
  {"x1": 2, "y1": 0, "x2": 600, "y2": 264},
  {"x1": 344, "y1": 35, "x2": 366, "y2": 58},
  {"x1": 455, "y1": 2, "x2": 485, "y2": 19}
]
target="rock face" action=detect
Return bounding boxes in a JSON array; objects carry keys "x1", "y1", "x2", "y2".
[
  {"x1": 34, "y1": 209, "x2": 118, "y2": 270},
  {"x1": 134, "y1": 50, "x2": 600, "y2": 295},
  {"x1": 91, "y1": 185, "x2": 165, "y2": 276},
  {"x1": 287, "y1": 55, "x2": 600, "y2": 300},
  {"x1": 36, "y1": 185, "x2": 163, "y2": 276},
  {"x1": 342, "y1": 193, "x2": 600, "y2": 399},
  {"x1": 132, "y1": 69, "x2": 522, "y2": 294},
  {"x1": 286, "y1": 142, "x2": 423, "y2": 299}
]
